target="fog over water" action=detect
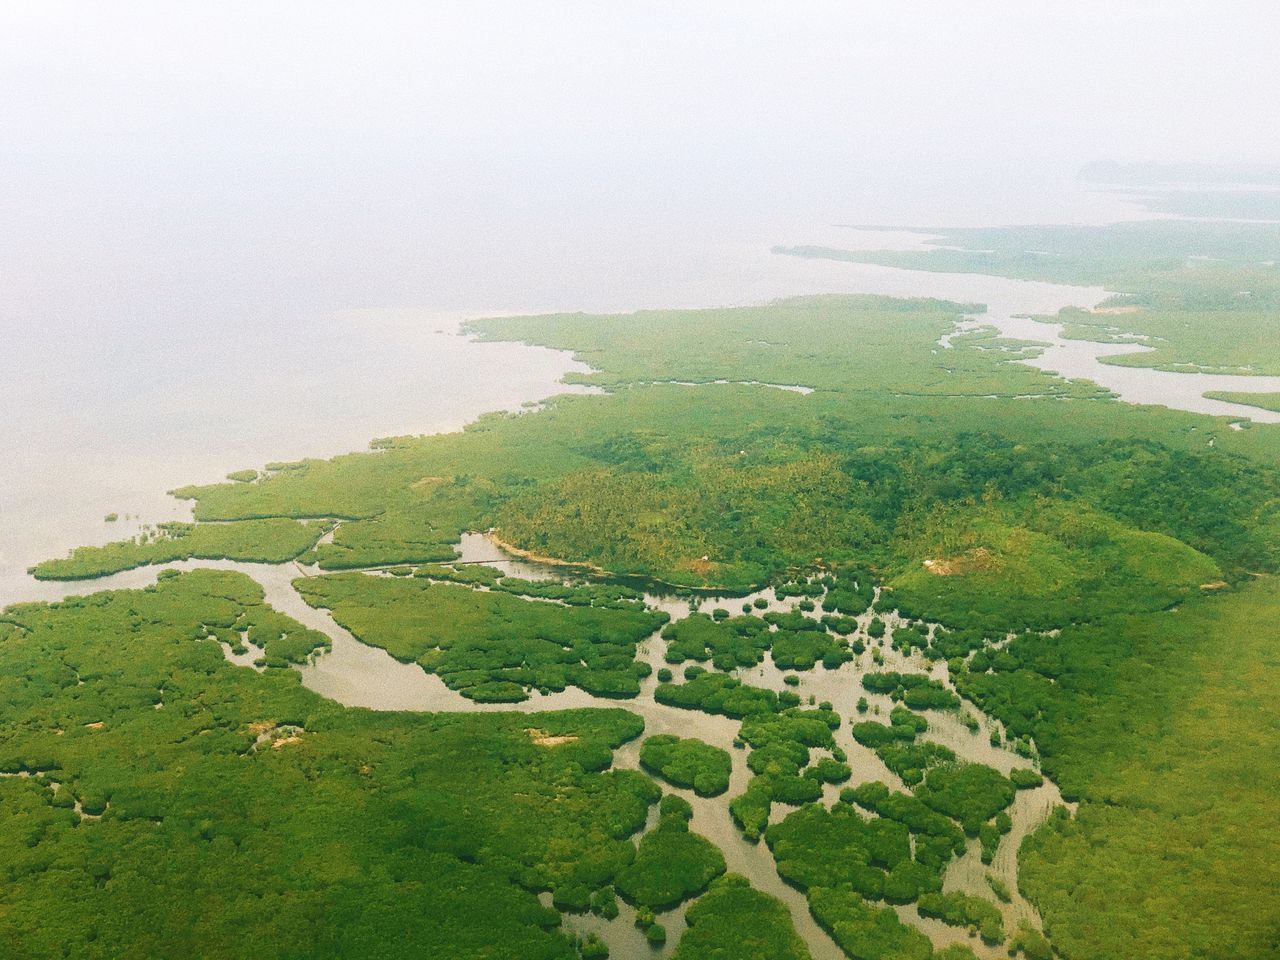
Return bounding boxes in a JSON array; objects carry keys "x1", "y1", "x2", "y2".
[{"x1": 3, "y1": 2, "x2": 1279, "y2": 599}]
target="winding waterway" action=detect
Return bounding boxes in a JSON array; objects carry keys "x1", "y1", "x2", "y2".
[
  {"x1": 26, "y1": 540, "x2": 1064, "y2": 960},
  {"x1": 7, "y1": 221, "x2": 1277, "y2": 960}
]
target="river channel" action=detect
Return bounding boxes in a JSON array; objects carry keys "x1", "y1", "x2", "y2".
[{"x1": 8, "y1": 231, "x2": 1277, "y2": 959}]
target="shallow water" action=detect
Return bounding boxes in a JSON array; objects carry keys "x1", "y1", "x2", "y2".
[
  {"x1": 0, "y1": 317, "x2": 601, "y2": 606},
  {"x1": 27, "y1": 546, "x2": 1060, "y2": 959},
  {"x1": 5, "y1": 203, "x2": 1271, "y2": 960}
]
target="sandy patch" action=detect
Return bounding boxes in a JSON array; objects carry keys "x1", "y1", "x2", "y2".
[
  {"x1": 488, "y1": 532, "x2": 603, "y2": 572},
  {"x1": 526, "y1": 727, "x2": 579, "y2": 747},
  {"x1": 682, "y1": 556, "x2": 718, "y2": 578},
  {"x1": 923, "y1": 547, "x2": 995, "y2": 576}
]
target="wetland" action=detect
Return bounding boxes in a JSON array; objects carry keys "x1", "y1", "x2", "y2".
[{"x1": 5, "y1": 215, "x2": 1280, "y2": 960}]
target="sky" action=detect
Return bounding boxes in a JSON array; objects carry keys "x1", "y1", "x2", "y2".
[{"x1": 3, "y1": 1, "x2": 1280, "y2": 331}]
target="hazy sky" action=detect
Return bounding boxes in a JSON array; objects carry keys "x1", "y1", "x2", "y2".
[{"x1": 2, "y1": 1, "x2": 1279, "y2": 328}]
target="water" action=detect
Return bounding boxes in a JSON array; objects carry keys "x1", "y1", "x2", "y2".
[
  {"x1": 17, "y1": 244, "x2": 1270, "y2": 612},
  {"x1": 810, "y1": 228, "x2": 1280, "y2": 424},
  {"x1": 0, "y1": 316, "x2": 600, "y2": 605},
  {"x1": 0, "y1": 180, "x2": 1166, "y2": 607},
  {"x1": 5, "y1": 189, "x2": 1275, "y2": 960},
  {"x1": 26, "y1": 548, "x2": 1061, "y2": 960}
]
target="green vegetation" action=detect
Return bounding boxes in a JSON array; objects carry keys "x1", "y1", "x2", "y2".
[
  {"x1": 639, "y1": 735, "x2": 732, "y2": 797},
  {"x1": 842, "y1": 782, "x2": 966, "y2": 859},
  {"x1": 414, "y1": 563, "x2": 648, "y2": 610},
  {"x1": 985, "y1": 874, "x2": 1011, "y2": 904},
  {"x1": 655, "y1": 672, "x2": 790, "y2": 719},
  {"x1": 733, "y1": 709, "x2": 839, "y2": 835},
  {"x1": 0, "y1": 571, "x2": 671, "y2": 959},
  {"x1": 978, "y1": 816, "x2": 1007, "y2": 865},
  {"x1": 1203, "y1": 390, "x2": 1280, "y2": 413},
  {"x1": 778, "y1": 219, "x2": 1280, "y2": 292},
  {"x1": 614, "y1": 795, "x2": 724, "y2": 910},
  {"x1": 136, "y1": 295, "x2": 1280, "y2": 627},
  {"x1": 808, "y1": 756, "x2": 851, "y2": 784},
  {"x1": 852, "y1": 709, "x2": 956, "y2": 786},
  {"x1": 30, "y1": 519, "x2": 326, "y2": 580},
  {"x1": 861, "y1": 673, "x2": 960, "y2": 711},
  {"x1": 767, "y1": 803, "x2": 915, "y2": 900},
  {"x1": 888, "y1": 499, "x2": 1221, "y2": 632},
  {"x1": 773, "y1": 627, "x2": 849, "y2": 672},
  {"x1": 1008, "y1": 923, "x2": 1053, "y2": 960},
  {"x1": 1008, "y1": 767, "x2": 1043, "y2": 790},
  {"x1": 808, "y1": 886, "x2": 933, "y2": 960},
  {"x1": 673, "y1": 874, "x2": 813, "y2": 960},
  {"x1": 1056, "y1": 305, "x2": 1280, "y2": 375},
  {"x1": 296, "y1": 573, "x2": 666, "y2": 702},
  {"x1": 778, "y1": 220, "x2": 1280, "y2": 376},
  {"x1": 589, "y1": 885, "x2": 618, "y2": 919},
  {"x1": 662, "y1": 612, "x2": 772, "y2": 668},
  {"x1": 962, "y1": 576, "x2": 1280, "y2": 960},
  {"x1": 20, "y1": 215, "x2": 1280, "y2": 959},
  {"x1": 1128, "y1": 188, "x2": 1280, "y2": 221},
  {"x1": 466, "y1": 294, "x2": 1099, "y2": 399},
  {"x1": 914, "y1": 764, "x2": 1015, "y2": 837},
  {"x1": 916, "y1": 891, "x2": 1004, "y2": 944}
]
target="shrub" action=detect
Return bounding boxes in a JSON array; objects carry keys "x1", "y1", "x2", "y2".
[
  {"x1": 916, "y1": 763, "x2": 1016, "y2": 836},
  {"x1": 614, "y1": 800, "x2": 725, "y2": 910},
  {"x1": 1008, "y1": 768, "x2": 1043, "y2": 792},
  {"x1": 639, "y1": 735, "x2": 732, "y2": 797}
]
